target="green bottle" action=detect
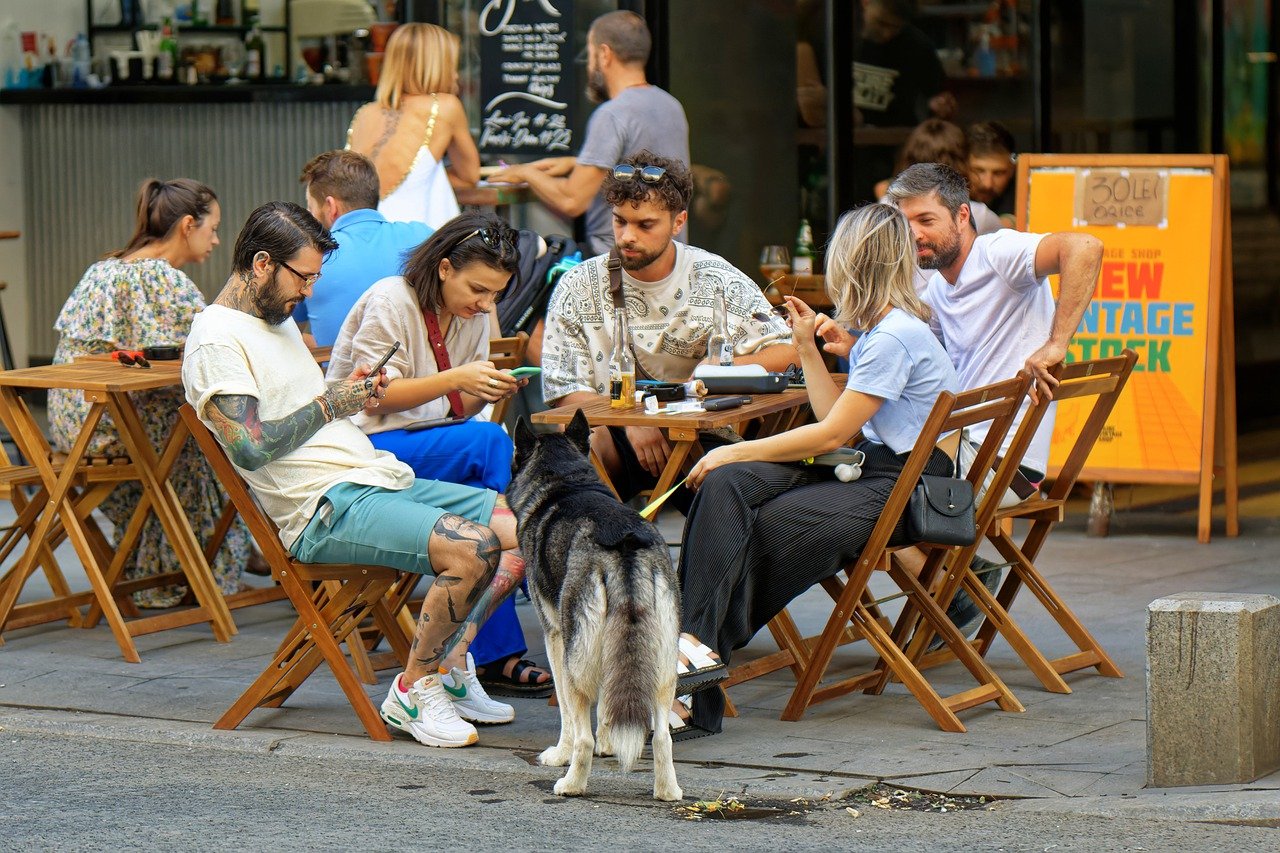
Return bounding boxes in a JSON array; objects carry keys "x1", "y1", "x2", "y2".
[{"x1": 792, "y1": 218, "x2": 815, "y2": 274}]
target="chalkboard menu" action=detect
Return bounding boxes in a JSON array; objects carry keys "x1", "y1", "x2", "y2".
[{"x1": 478, "y1": 0, "x2": 576, "y2": 157}]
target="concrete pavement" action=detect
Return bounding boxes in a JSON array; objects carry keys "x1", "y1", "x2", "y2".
[{"x1": 2, "y1": 503, "x2": 1279, "y2": 822}]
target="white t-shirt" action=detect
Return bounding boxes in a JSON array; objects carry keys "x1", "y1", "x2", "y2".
[
  {"x1": 923, "y1": 229, "x2": 1056, "y2": 473},
  {"x1": 845, "y1": 308, "x2": 959, "y2": 454},
  {"x1": 541, "y1": 243, "x2": 791, "y2": 402},
  {"x1": 183, "y1": 304, "x2": 414, "y2": 549},
  {"x1": 326, "y1": 276, "x2": 489, "y2": 434}
]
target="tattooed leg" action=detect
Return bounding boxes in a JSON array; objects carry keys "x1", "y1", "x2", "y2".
[
  {"x1": 438, "y1": 550, "x2": 528, "y2": 673},
  {"x1": 404, "y1": 514, "x2": 501, "y2": 682}
]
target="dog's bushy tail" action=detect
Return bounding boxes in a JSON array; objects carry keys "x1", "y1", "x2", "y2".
[{"x1": 599, "y1": 538, "x2": 678, "y2": 772}]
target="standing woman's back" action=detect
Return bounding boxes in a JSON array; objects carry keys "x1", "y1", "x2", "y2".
[{"x1": 346, "y1": 23, "x2": 480, "y2": 228}]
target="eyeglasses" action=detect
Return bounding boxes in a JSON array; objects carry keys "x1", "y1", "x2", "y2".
[
  {"x1": 612, "y1": 164, "x2": 667, "y2": 184},
  {"x1": 277, "y1": 259, "x2": 322, "y2": 287},
  {"x1": 454, "y1": 227, "x2": 517, "y2": 254}
]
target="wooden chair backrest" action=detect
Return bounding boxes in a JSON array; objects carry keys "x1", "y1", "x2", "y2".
[
  {"x1": 1039, "y1": 350, "x2": 1139, "y2": 502},
  {"x1": 487, "y1": 331, "x2": 530, "y2": 425},
  {"x1": 852, "y1": 373, "x2": 1031, "y2": 570},
  {"x1": 179, "y1": 403, "x2": 293, "y2": 572}
]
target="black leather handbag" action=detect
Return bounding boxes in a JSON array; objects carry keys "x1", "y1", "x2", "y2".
[{"x1": 905, "y1": 475, "x2": 977, "y2": 546}]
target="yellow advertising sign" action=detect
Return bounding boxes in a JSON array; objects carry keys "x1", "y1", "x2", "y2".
[{"x1": 1026, "y1": 166, "x2": 1215, "y2": 480}]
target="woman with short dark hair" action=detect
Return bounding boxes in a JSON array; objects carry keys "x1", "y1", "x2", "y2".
[{"x1": 327, "y1": 211, "x2": 553, "y2": 700}]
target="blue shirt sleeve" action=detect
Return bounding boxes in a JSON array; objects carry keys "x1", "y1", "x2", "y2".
[{"x1": 845, "y1": 330, "x2": 913, "y2": 402}]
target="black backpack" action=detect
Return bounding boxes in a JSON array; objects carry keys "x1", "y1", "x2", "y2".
[{"x1": 498, "y1": 231, "x2": 580, "y2": 336}]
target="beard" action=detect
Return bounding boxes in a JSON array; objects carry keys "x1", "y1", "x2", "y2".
[
  {"x1": 617, "y1": 239, "x2": 669, "y2": 271},
  {"x1": 254, "y1": 270, "x2": 296, "y2": 326},
  {"x1": 586, "y1": 67, "x2": 609, "y2": 104},
  {"x1": 916, "y1": 227, "x2": 962, "y2": 270}
]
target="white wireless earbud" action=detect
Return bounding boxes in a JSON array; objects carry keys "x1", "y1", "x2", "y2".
[{"x1": 834, "y1": 462, "x2": 862, "y2": 482}]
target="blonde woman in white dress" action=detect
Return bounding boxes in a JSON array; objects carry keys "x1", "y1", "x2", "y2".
[{"x1": 346, "y1": 23, "x2": 480, "y2": 228}]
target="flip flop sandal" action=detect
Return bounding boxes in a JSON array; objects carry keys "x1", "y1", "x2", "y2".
[
  {"x1": 676, "y1": 636, "x2": 726, "y2": 696},
  {"x1": 477, "y1": 657, "x2": 555, "y2": 698},
  {"x1": 662, "y1": 697, "x2": 714, "y2": 742}
]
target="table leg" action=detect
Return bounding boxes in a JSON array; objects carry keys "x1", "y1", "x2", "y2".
[
  {"x1": 0, "y1": 391, "x2": 141, "y2": 662},
  {"x1": 104, "y1": 392, "x2": 235, "y2": 642},
  {"x1": 84, "y1": 413, "x2": 194, "y2": 628},
  {"x1": 645, "y1": 439, "x2": 695, "y2": 511}
]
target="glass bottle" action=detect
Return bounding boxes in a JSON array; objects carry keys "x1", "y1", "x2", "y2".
[
  {"x1": 703, "y1": 291, "x2": 733, "y2": 368},
  {"x1": 609, "y1": 307, "x2": 636, "y2": 409},
  {"x1": 157, "y1": 19, "x2": 178, "y2": 82},
  {"x1": 244, "y1": 17, "x2": 265, "y2": 80},
  {"x1": 792, "y1": 218, "x2": 815, "y2": 274}
]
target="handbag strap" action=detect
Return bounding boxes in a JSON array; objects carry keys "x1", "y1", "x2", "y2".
[
  {"x1": 421, "y1": 309, "x2": 465, "y2": 418},
  {"x1": 606, "y1": 248, "x2": 656, "y2": 381}
]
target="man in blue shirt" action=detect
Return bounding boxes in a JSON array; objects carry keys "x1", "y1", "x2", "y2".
[{"x1": 293, "y1": 150, "x2": 431, "y2": 348}]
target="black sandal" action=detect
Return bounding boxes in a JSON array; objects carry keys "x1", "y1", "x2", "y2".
[{"x1": 477, "y1": 657, "x2": 554, "y2": 698}]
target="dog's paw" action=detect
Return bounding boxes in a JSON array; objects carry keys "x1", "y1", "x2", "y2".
[
  {"x1": 538, "y1": 746, "x2": 570, "y2": 767},
  {"x1": 594, "y1": 736, "x2": 615, "y2": 757},
  {"x1": 654, "y1": 783, "x2": 684, "y2": 802},
  {"x1": 554, "y1": 776, "x2": 587, "y2": 797}
]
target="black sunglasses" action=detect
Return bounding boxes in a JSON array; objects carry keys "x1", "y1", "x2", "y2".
[
  {"x1": 612, "y1": 164, "x2": 667, "y2": 184},
  {"x1": 277, "y1": 258, "x2": 322, "y2": 287},
  {"x1": 454, "y1": 227, "x2": 517, "y2": 254}
]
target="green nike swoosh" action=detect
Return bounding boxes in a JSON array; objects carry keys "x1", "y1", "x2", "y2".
[
  {"x1": 395, "y1": 692, "x2": 419, "y2": 719},
  {"x1": 441, "y1": 679, "x2": 467, "y2": 699}
]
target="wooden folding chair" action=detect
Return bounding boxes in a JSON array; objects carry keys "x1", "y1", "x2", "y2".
[
  {"x1": 0, "y1": 456, "x2": 136, "y2": 637},
  {"x1": 966, "y1": 351, "x2": 1139, "y2": 682},
  {"x1": 487, "y1": 331, "x2": 529, "y2": 425},
  {"x1": 180, "y1": 404, "x2": 414, "y2": 740},
  {"x1": 779, "y1": 374, "x2": 1033, "y2": 732}
]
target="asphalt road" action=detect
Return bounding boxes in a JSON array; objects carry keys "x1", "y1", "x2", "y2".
[{"x1": 2, "y1": 730, "x2": 1275, "y2": 851}]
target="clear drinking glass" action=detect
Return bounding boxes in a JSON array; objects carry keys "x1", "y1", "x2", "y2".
[{"x1": 759, "y1": 245, "x2": 791, "y2": 297}]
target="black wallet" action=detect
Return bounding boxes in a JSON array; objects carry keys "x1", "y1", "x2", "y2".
[{"x1": 636, "y1": 381, "x2": 686, "y2": 402}]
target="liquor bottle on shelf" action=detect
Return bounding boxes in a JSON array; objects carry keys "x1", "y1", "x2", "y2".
[
  {"x1": 244, "y1": 17, "x2": 265, "y2": 80},
  {"x1": 702, "y1": 292, "x2": 733, "y2": 368},
  {"x1": 609, "y1": 307, "x2": 636, "y2": 409},
  {"x1": 157, "y1": 19, "x2": 179, "y2": 82},
  {"x1": 792, "y1": 218, "x2": 815, "y2": 274}
]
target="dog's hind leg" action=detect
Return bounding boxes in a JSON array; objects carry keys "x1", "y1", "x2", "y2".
[
  {"x1": 595, "y1": 685, "x2": 615, "y2": 757},
  {"x1": 538, "y1": 630, "x2": 573, "y2": 768},
  {"x1": 649, "y1": 675, "x2": 683, "y2": 801},
  {"x1": 553, "y1": 682, "x2": 595, "y2": 797}
]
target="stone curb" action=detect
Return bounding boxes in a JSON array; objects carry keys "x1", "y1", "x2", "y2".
[{"x1": 0, "y1": 707, "x2": 871, "y2": 802}]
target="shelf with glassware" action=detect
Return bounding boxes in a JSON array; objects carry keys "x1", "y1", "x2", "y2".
[{"x1": 84, "y1": 0, "x2": 295, "y2": 82}]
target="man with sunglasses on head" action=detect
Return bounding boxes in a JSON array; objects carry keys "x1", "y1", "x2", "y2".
[
  {"x1": 542, "y1": 152, "x2": 797, "y2": 503},
  {"x1": 184, "y1": 202, "x2": 536, "y2": 749},
  {"x1": 488, "y1": 10, "x2": 688, "y2": 256}
]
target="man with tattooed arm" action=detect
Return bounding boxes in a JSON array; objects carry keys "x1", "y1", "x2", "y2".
[{"x1": 182, "y1": 202, "x2": 528, "y2": 748}]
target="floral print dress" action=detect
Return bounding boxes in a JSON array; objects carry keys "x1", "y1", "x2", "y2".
[{"x1": 48, "y1": 258, "x2": 252, "y2": 608}]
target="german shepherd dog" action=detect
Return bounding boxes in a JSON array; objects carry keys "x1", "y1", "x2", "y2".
[{"x1": 508, "y1": 411, "x2": 682, "y2": 801}]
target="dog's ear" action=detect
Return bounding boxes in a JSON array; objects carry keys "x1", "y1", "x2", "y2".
[
  {"x1": 514, "y1": 417, "x2": 537, "y2": 457},
  {"x1": 566, "y1": 409, "x2": 592, "y2": 455}
]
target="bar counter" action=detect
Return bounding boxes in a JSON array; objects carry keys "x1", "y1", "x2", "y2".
[
  {"x1": 0, "y1": 83, "x2": 375, "y2": 105},
  {"x1": 4, "y1": 84, "x2": 372, "y2": 359}
]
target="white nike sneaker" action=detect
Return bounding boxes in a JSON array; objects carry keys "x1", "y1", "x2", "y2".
[
  {"x1": 442, "y1": 653, "x2": 515, "y2": 725},
  {"x1": 380, "y1": 673, "x2": 478, "y2": 748}
]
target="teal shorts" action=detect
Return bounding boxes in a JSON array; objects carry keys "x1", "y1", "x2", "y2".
[{"x1": 290, "y1": 480, "x2": 497, "y2": 575}]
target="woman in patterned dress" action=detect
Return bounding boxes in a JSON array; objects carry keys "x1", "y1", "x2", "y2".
[{"x1": 48, "y1": 178, "x2": 254, "y2": 608}]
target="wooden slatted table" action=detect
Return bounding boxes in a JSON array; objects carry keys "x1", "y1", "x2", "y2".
[
  {"x1": 532, "y1": 390, "x2": 814, "y2": 512},
  {"x1": 0, "y1": 360, "x2": 236, "y2": 662}
]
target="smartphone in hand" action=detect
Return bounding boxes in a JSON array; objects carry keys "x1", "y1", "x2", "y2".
[
  {"x1": 363, "y1": 341, "x2": 400, "y2": 396},
  {"x1": 508, "y1": 366, "x2": 541, "y2": 378}
]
